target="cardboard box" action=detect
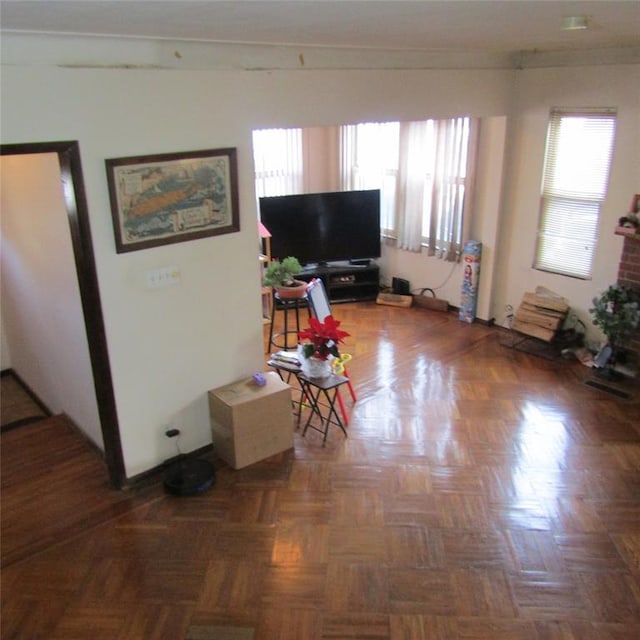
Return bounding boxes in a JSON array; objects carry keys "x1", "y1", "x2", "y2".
[{"x1": 208, "y1": 372, "x2": 294, "y2": 469}]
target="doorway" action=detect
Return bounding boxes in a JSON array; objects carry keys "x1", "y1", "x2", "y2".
[{"x1": 1, "y1": 141, "x2": 125, "y2": 488}]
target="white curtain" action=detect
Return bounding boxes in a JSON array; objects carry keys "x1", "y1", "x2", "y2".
[
  {"x1": 340, "y1": 124, "x2": 358, "y2": 190},
  {"x1": 340, "y1": 122, "x2": 399, "y2": 234},
  {"x1": 426, "y1": 117, "x2": 478, "y2": 260},
  {"x1": 396, "y1": 120, "x2": 432, "y2": 251},
  {"x1": 340, "y1": 123, "x2": 397, "y2": 191},
  {"x1": 338, "y1": 117, "x2": 478, "y2": 260},
  {"x1": 252, "y1": 128, "x2": 303, "y2": 198}
]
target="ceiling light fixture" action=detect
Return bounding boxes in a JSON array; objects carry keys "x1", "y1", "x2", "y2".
[{"x1": 561, "y1": 15, "x2": 590, "y2": 31}]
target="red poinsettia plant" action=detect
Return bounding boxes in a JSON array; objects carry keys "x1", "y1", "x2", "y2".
[{"x1": 298, "y1": 315, "x2": 350, "y2": 361}]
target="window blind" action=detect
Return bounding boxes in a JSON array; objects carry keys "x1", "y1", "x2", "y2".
[{"x1": 535, "y1": 108, "x2": 616, "y2": 279}]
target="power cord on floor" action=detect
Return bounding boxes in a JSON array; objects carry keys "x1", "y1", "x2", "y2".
[{"x1": 411, "y1": 258, "x2": 459, "y2": 294}]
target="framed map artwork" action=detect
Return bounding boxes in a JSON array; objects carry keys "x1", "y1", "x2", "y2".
[{"x1": 105, "y1": 147, "x2": 240, "y2": 253}]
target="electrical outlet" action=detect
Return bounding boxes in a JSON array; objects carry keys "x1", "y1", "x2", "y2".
[{"x1": 146, "y1": 265, "x2": 181, "y2": 289}]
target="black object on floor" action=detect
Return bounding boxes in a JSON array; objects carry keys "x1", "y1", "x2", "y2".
[
  {"x1": 163, "y1": 458, "x2": 215, "y2": 496},
  {"x1": 584, "y1": 376, "x2": 633, "y2": 400}
]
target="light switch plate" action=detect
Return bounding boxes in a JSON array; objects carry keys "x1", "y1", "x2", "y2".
[{"x1": 146, "y1": 265, "x2": 181, "y2": 288}]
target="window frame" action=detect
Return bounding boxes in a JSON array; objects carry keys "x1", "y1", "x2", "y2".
[{"x1": 533, "y1": 107, "x2": 617, "y2": 280}]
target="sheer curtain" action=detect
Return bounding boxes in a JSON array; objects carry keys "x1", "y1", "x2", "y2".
[
  {"x1": 396, "y1": 120, "x2": 433, "y2": 251},
  {"x1": 252, "y1": 128, "x2": 303, "y2": 197},
  {"x1": 340, "y1": 117, "x2": 478, "y2": 260},
  {"x1": 425, "y1": 117, "x2": 478, "y2": 260},
  {"x1": 340, "y1": 122, "x2": 399, "y2": 235}
]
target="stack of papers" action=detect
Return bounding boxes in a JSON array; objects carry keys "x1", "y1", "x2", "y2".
[{"x1": 270, "y1": 351, "x2": 301, "y2": 366}]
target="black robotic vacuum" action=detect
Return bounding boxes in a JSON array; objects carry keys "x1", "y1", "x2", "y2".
[{"x1": 163, "y1": 458, "x2": 215, "y2": 496}]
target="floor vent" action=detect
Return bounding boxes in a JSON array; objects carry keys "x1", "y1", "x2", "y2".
[
  {"x1": 583, "y1": 378, "x2": 632, "y2": 400},
  {"x1": 185, "y1": 626, "x2": 254, "y2": 640}
]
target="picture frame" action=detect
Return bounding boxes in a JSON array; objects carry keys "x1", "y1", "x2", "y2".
[{"x1": 105, "y1": 147, "x2": 240, "y2": 253}]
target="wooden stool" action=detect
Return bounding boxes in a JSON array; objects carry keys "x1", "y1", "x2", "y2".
[{"x1": 266, "y1": 292, "x2": 310, "y2": 353}]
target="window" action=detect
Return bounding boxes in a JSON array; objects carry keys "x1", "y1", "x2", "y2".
[
  {"x1": 252, "y1": 128, "x2": 303, "y2": 198},
  {"x1": 253, "y1": 117, "x2": 478, "y2": 261},
  {"x1": 535, "y1": 108, "x2": 617, "y2": 279},
  {"x1": 341, "y1": 117, "x2": 477, "y2": 260},
  {"x1": 340, "y1": 122, "x2": 400, "y2": 233}
]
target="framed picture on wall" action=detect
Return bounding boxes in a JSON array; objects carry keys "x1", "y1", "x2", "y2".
[{"x1": 105, "y1": 147, "x2": 240, "y2": 253}]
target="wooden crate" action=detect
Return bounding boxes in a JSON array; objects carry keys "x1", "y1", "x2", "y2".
[
  {"x1": 515, "y1": 303, "x2": 566, "y2": 331},
  {"x1": 512, "y1": 318, "x2": 556, "y2": 342},
  {"x1": 521, "y1": 291, "x2": 569, "y2": 314},
  {"x1": 514, "y1": 288, "x2": 569, "y2": 343}
]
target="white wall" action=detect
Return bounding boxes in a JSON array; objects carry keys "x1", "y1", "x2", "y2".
[
  {"x1": 495, "y1": 64, "x2": 640, "y2": 342},
  {"x1": 1, "y1": 64, "x2": 512, "y2": 477},
  {"x1": 302, "y1": 126, "x2": 341, "y2": 193},
  {"x1": 2, "y1": 46, "x2": 636, "y2": 477},
  {"x1": 0, "y1": 153, "x2": 103, "y2": 445}
]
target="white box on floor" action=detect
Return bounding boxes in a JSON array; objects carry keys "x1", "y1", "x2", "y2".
[{"x1": 208, "y1": 372, "x2": 293, "y2": 469}]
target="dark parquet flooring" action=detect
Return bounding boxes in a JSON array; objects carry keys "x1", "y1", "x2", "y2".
[
  {"x1": 1, "y1": 372, "x2": 49, "y2": 431},
  {"x1": 2, "y1": 303, "x2": 640, "y2": 639}
]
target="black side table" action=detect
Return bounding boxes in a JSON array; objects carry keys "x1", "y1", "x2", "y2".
[
  {"x1": 297, "y1": 371, "x2": 349, "y2": 445},
  {"x1": 267, "y1": 360, "x2": 349, "y2": 445}
]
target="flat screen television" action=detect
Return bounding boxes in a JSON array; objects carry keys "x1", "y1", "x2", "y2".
[{"x1": 259, "y1": 189, "x2": 381, "y2": 267}]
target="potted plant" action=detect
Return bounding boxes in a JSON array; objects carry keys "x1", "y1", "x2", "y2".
[
  {"x1": 262, "y1": 256, "x2": 306, "y2": 299},
  {"x1": 297, "y1": 315, "x2": 350, "y2": 378},
  {"x1": 618, "y1": 212, "x2": 639, "y2": 231},
  {"x1": 617, "y1": 194, "x2": 640, "y2": 234},
  {"x1": 589, "y1": 283, "x2": 640, "y2": 372}
]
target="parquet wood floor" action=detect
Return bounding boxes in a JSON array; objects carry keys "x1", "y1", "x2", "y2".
[
  {"x1": 2, "y1": 303, "x2": 640, "y2": 639},
  {"x1": 1, "y1": 372, "x2": 49, "y2": 430}
]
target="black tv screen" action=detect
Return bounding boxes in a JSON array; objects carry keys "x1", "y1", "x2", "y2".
[{"x1": 259, "y1": 189, "x2": 381, "y2": 266}]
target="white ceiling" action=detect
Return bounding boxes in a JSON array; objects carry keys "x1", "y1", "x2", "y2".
[{"x1": 2, "y1": 0, "x2": 639, "y2": 56}]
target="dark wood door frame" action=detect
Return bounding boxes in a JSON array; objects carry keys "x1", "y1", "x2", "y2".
[{"x1": 1, "y1": 141, "x2": 126, "y2": 488}]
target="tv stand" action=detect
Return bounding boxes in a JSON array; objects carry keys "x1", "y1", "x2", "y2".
[
  {"x1": 297, "y1": 262, "x2": 380, "y2": 304},
  {"x1": 349, "y1": 259, "x2": 370, "y2": 266}
]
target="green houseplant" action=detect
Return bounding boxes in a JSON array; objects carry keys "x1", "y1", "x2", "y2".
[
  {"x1": 589, "y1": 284, "x2": 640, "y2": 369},
  {"x1": 262, "y1": 256, "x2": 307, "y2": 299}
]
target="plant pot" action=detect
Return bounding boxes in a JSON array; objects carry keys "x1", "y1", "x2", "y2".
[
  {"x1": 301, "y1": 356, "x2": 332, "y2": 379},
  {"x1": 274, "y1": 280, "x2": 308, "y2": 300}
]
